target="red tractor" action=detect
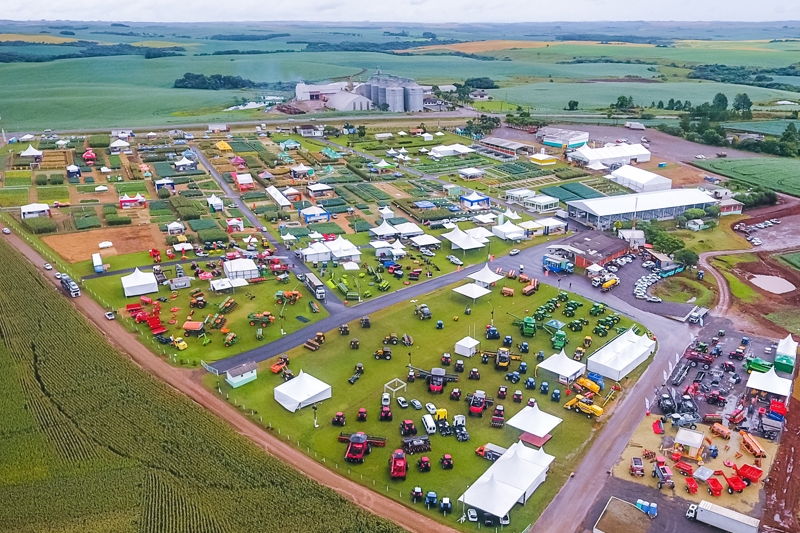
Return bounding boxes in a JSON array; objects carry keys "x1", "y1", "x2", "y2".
[
  {"x1": 357, "y1": 408, "x2": 367, "y2": 422},
  {"x1": 411, "y1": 487, "x2": 424, "y2": 503},
  {"x1": 513, "y1": 390, "x2": 523, "y2": 403},
  {"x1": 338, "y1": 432, "x2": 387, "y2": 463},
  {"x1": 467, "y1": 390, "x2": 494, "y2": 417},
  {"x1": 449, "y1": 388, "x2": 462, "y2": 401},
  {"x1": 400, "y1": 420, "x2": 418, "y2": 436},
  {"x1": 454, "y1": 360, "x2": 465, "y2": 373},
  {"x1": 497, "y1": 386, "x2": 508, "y2": 399},
  {"x1": 440, "y1": 454, "x2": 454, "y2": 469},
  {"x1": 389, "y1": 449, "x2": 408, "y2": 480},
  {"x1": 379, "y1": 406, "x2": 393, "y2": 421},
  {"x1": 468, "y1": 368, "x2": 481, "y2": 380},
  {"x1": 441, "y1": 353, "x2": 451, "y2": 366},
  {"x1": 417, "y1": 456, "x2": 431, "y2": 472},
  {"x1": 332, "y1": 412, "x2": 346, "y2": 426},
  {"x1": 149, "y1": 249, "x2": 162, "y2": 263}
]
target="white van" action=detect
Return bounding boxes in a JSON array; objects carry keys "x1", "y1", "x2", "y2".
[{"x1": 421, "y1": 414, "x2": 437, "y2": 435}]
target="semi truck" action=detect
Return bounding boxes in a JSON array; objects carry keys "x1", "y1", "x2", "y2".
[
  {"x1": 304, "y1": 272, "x2": 326, "y2": 300},
  {"x1": 60, "y1": 274, "x2": 81, "y2": 298},
  {"x1": 686, "y1": 501, "x2": 759, "y2": 533}
]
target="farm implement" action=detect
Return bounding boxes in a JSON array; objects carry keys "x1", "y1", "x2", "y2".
[
  {"x1": 247, "y1": 311, "x2": 274, "y2": 327},
  {"x1": 275, "y1": 290, "x2": 301, "y2": 305},
  {"x1": 410, "y1": 366, "x2": 458, "y2": 393},
  {"x1": 304, "y1": 332, "x2": 326, "y2": 351},
  {"x1": 481, "y1": 347, "x2": 523, "y2": 370},
  {"x1": 402, "y1": 436, "x2": 431, "y2": 454},
  {"x1": 339, "y1": 432, "x2": 387, "y2": 463},
  {"x1": 716, "y1": 470, "x2": 747, "y2": 494},
  {"x1": 218, "y1": 297, "x2": 237, "y2": 314},
  {"x1": 508, "y1": 313, "x2": 537, "y2": 337}
]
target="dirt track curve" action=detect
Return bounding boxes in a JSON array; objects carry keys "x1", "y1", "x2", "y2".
[{"x1": 4, "y1": 232, "x2": 456, "y2": 533}]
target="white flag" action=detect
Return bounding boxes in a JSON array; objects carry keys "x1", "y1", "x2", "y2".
[
  {"x1": 663, "y1": 370, "x2": 668, "y2": 383},
  {"x1": 645, "y1": 398, "x2": 650, "y2": 411},
  {"x1": 668, "y1": 361, "x2": 674, "y2": 374},
  {"x1": 676, "y1": 352, "x2": 680, "y2": 364}
]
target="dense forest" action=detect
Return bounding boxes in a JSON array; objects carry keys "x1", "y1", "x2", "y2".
[{"x1": 688, "y1": 64, "x2": 800, "y2": 92}]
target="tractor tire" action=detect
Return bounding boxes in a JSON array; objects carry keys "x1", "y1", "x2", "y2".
[
  {"x1": 728, "y1": 488, "x2": 733, "y2": 495},
  {"x1": 383, "y1": 339, "x2": 389, "y2": 345},
  {"x1": 652, "y1": 470, "x2": 656, "y2": 478},
  {"x1": 690, "y1": 361, "x2": 697, "y2": 367},
  {"x1": 250, "y1": 321, "x2": 256, "y2": 326},
  {"x1": 743, "y1": 479, "x2": 751, "y2": 486},
  {"x1": 342, "y1": 421, "x2": 345, "y2": 426},
  {"x1": 685, "y1": 486, "x2": 689, "y2": 493},
  {"x1": 702, "y1": 364, "x2": 710, "y2": 370},
  {"x1": 690, "y1": 424, "x2": 697, "y2": 430},
  {"x1": 386, "y1": 354, "x2": 391, "y2": 360},
  {"x1": 708, "y1": 488, "x2": 713, "y2": 495},
  {"x1": 392, "y1": 340, "x2": 397, "y2": 345},
  {"x1": 375, "y1": 355, "x2": 380, "y2": 360},
  {"x1": 658, "y1": 482, "x2": 663, "y2": 489},
  {"x1": 738, "y1": 489, "x2": 743, "y2": 494}
]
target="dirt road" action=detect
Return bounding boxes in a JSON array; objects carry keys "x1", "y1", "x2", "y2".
[{"x1": 3, "y1": 231, "x2": 456, "y2": 533}]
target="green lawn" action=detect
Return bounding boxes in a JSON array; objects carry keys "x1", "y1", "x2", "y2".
[
  {"x1": 113, "y1": 181, "x2": 149, "y2": 195},
  {"x1": 651, "y1": 274, "x2": 716, "y2": 307},
  {"x1": 712, "y1": 255, "x2": 761, "y2": 304},
  {"x1": 694, "y1": 159, "x2": 800, "y2": 197},
  {"x1": 2, "y1": 176, "x2": 32, "y2": 187},
  {"x1": 0, "y1": 187, "x2": 31, "y2": 206},
  {"x1": 206, "y1": 279, "x2": 644, "y2": 531},
  {"x1": 35, "y1": 186, "x2": 70, "y2": 203},
  {"x1": 658, "y1": 215, "x2": 750, "y2": 253},
  {"x1": 778, "y1": 251, "x2": 800, "y2": 272},
  {"x1": 83, "y1": 267, "x2": 328, "y2": 366}
]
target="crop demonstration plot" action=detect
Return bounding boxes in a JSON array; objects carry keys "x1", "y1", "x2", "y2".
[{"x1": 694, "y1": 158, "x2": 800, "y2": 196}]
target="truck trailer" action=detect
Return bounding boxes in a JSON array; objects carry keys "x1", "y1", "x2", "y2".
[
  {"x1": 304, "y1": 272, "x2": 326, "y2": 300},
  {"x1": 686, "y1": 501, "x2": 759, "y2": 533},
  {"x1": 60, "y1": 274, "x2": 81, "y2": 298},
  {"x1": 542, "y1": 254, "x2": 574, "y2": 274}
]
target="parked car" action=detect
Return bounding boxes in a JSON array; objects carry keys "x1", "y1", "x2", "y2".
[
  {"x1": 43, "y1": 263, "x2": 52, "y2": 270},
  {"x1": 467, "y1": 509, "x2": 478, "y2": 522},
  {"x1": 606, "y1": 265, "x2": 618, "y2": 273},
  {"x1": 1, "y1": 228, "x2": 10, "y2": 235},
  {"x1": 771, "y1": 218, "x2": 781, "y2": 224},
  {"x1": 382, "y1": 393, "x2": 391, "y2": 406},
  {"x1": 648, "y1": 296, "x2": 662, "y2": 303},
  {"x1": 54, "y1": 272, "x2": 62, "y2": 279},
  {"x1": 635, "y1": 293, "x2": 647, "y2": 299},
  {"x1": 695, "y1": 154, "x2": 706, "y2": 159},
  {"x1": 425, "y1": 402, "x2": 437, "y2": 415},
  {"x1": 104, "y1": 312, "x2": 115, "y2": 320},
  {"x1": 420, "y1": 248, "x2": 436, "y2": 257},
  {"x1": 410, "y1": 399, "x2": 423, "y2": 410},
  {"x1": 509, "y1": 249, "x2": 520, "y2": 256},
  {"x1": 397, "y1": 397, "x2": 409, "y2": 409},
  {"x1": 642, "y1": 261, "x2": 655, "y2": 268}
]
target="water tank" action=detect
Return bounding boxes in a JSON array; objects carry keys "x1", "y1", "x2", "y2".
[{"x1": 404, "y1": 85, "x2": 424, "y2": 112}]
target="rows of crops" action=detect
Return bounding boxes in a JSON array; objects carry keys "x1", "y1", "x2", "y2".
[
  {"x1": 560, "y1": 182, "x2": 604, "y2": 199},
  {"x1": 0, "y1": 238, "x2": 404, "y2": 533},
  {"x1": 694, "y1": 158, "x2": 800, "y2": 197},
  {"x1": 540, "y1": 186, "x2": 580, "y2": 203}
]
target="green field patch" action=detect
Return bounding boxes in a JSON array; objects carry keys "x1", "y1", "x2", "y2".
[
  {"x1": 651, "y1": 275, "x2": 715, "y2": 307},
  {"x1": 694, "y1": 158, "x2": 800, "y2": 196},
  {"x1": 35, "y1": 186, "x2": 69, "y2": 203},
  {"x1": 113, "y1": 182, "x2": 149, "y2": 195},
  {"x1": 779, "y1": 251, "x2": 800, "y2": 272}
]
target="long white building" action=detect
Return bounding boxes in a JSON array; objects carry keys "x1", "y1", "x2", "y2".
[{"x1": 568, "y1": 143, "x2": 650, "y2": 169}]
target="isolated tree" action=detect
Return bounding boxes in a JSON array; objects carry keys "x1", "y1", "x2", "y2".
[
  {"x1": 781, "y1": 122, "x2": 798, "y2": 143},
  {"x1": 676, "y1": 215, "x2": 688, "y2": 228},
  {"x1": 357, "y1": 125, "x2": 366, "y2": 138},
  {"x1": 732, "y1": 93, "x2": 753, "y2": 112},
  {"x1": 657, "y1": 100, "x2": 664, "y2": 109},
  {"x1": 157, "y1": 187, "x2": 171, "y2": 199},
  {"x1": 705, "y1": 205, "x2": 721, "y2": 217},
  {"x1": 673, "y1": 248, "x2": 699, "y2": 267},
  {"x1": 567, "y1": 100, "x2": 579, "y2": 111},
  {"x1": 378, "y1": 103, "x2": 390, "y2": 112},
  {"x1": 712, "y1": 93, "x2": 729, "y2": 110},
  {"x1": 653, "y1": 233, "x2": 685, "y2": 255}
]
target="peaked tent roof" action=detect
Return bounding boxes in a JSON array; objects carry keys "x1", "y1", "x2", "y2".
[
  {"x1": 777, "y1": 334, "x2": 798, "y2": 358},
  {"x1": 273, "y1": 370, "x2": 332, "y2": 412},
  {"x1": 511, "y1": 442, "x2": 555, "y2": 469},
  {"x1": 410, "y1": 234, "x2": 441, "y2": 247},
  {"x1": 537, "y1": 349, "x2": 586, "y2": 377},
  {"x1": 375, "y1": 159, "x2": 394, "y2": 168},
  {"x1": 20, "y1": 144, "x2": 43, "y2": 157},
  {"x1": 441, "y1": 225, "x2": 485, "y2": 250},
  {"x1": 386, "y1": 148, "x2": 398, "y2": 155},
  {"x1": 452, "y1": 283, "x2": 492, "y2": 300},
  {"x1": 174, "y1": 156, "x2": 195, "y2": 166},
  {"x1": 746, "y1": 367, "x2": 792, "y2": 397},
  {"x1": 458, "y1": 474, "x2": 523, "y2": 519},
  {"x1": 370, "y1": 220, "x2": 399, "y2": 237},
  {"x1": 468, "y1": 264, "x2": 504, "y2": 285},
  {"x1": 392, "y1": 222, "x2": 423, "y2": 236},
  {"x1": 506, "y1": 404, "x2": 562, "y2": 438},
  {"x1": 503, "y1": 207, "x2": 522, "y2": 220},
  {"x1": 110, "y1": 139, "x2": 130, "y2": 148},
  {"x1": 462, "y1": 191, "x2": 489, "y2": 202},
  {"x1": 291, "y1": 163, "x2": 311, "y2": 172}
]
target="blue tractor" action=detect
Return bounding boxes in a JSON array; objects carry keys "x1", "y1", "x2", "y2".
[{"x1": 425, "y1": 491, "x2": 438, "y2": 508}]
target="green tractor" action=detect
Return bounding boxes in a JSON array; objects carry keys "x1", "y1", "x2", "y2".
[
  {"x1": 607, "y1": 313, "x2": 621, "y2": 324},
  {"x1": 534, "y1": 307, "x2": 551, "y2": 322},
  {"x1": 593, "y1": 325, "x2": 609, "y2": 337},
  {"x1": 557, "y1": 291, "x2": 569, "y2": 302},
  {"x1": 568, "y1": 318, "x2": 589, "y2": 332},
  {"x1": 744, "y1": 357, "x2": 773, "y2": 374},
  {"x1": 551, "y1": 330, "x2": 569, "y2": 350},
  {"x1": 589, "y1": 303, "x2": 606, "y2": 316},
  {"x1": 562, "y1": 301, "x2": 582, "y2": 318}
]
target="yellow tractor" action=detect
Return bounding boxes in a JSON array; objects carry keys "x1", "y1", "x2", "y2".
[{"x1": 584, "y1": 336, "x2": 593, "y2": 347}]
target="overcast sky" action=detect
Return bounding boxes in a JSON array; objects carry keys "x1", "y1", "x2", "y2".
[{"x1": 5, "y1": 1, "x2": 800, "y2": 24}]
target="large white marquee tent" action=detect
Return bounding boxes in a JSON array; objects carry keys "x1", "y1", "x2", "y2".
[
  {"x1": 746, "y1": 367, "x2": 792, "y2": 398},
  {"x1": 468, "y1": 264, "x2": 504, "y2": 287},
  {"x1": 121, "y1": 268, "x2": 159, "y2": 297},
  {"x1": 223, "y1": 258, "x2": 259, "y2": 280},
  {"x1": 274, "y1": 371, "x2": 332, "y2": 412},
  {"x1": 537, "y1": 349, "x2": 586, "y2": 384},
  {"x1": 507, "y1": 404, "x2": 563, "y2": 438},
  {"x1": 587, "y1": 329, "x2": 656, "y2": 381},
  {"x1": 452, "y1": 283, "x2": 491, "y2": 302},
  {"x1": 441, "y1": 226, "x2": 485, "y2": 250}
]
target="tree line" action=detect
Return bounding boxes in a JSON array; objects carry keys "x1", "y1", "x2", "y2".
[
  {"x1": 173, "y1": 73, "x2": 295, "y2": 91},
  {"x1": 0, "y1": 40, "x2": 184, "y2": 63}
]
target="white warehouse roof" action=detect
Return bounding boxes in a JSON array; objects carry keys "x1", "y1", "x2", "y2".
[
  {"x1": 570, "y1": 143, "x2": 649, "y2": 162},
  {"x1": 608, "y1": 165, "x2": 671, "y2": 191},
  {"x1": 567, "y1": 189, "x2": 717, "y2": 218}
]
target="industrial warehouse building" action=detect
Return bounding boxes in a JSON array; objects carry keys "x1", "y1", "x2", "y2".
[
  {"x1": 324, "y1": 91, "x2": 373, "y2": 111},
  {"x1": 535, "y1": 127, "x2": 589, "y2": 148},
  {"x1": 607, "y1": 165, "x2": 672, "y2": 193},
  {"x1": 566, "y1": 189, "x2": 718, "y2": 230},
  {"x1": 479, "y1": 137, "x2": 534, "y2": 158},
  {"x1": 568, "y1": 143, "x2": 651, "y2": 169},
  {"x1": 547, "y1": 232, "x2": 631, "y2": 268},
  {"x1": 295, "y1": 82, "x2": 350, "y2": 101}
]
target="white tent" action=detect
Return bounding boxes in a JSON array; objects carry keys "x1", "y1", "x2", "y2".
[
  {"x1": 587, "y1": 330, "x2": 656, "y2": 381},
  {"x1": 207, "y1": 195, "x2": 224, "y2": 212},
  {"x1": 586, "y1": 263, "x2": 604, "y2": 275},
  {"x1": 121, "y1": 268, "x2": 159, "y2": 297},
  {"x1": 291, "y1": 163, "x2": 311, "y2": 173},
  {"x1": 472, "y1": 213, "x2": 497, "y2": 225},
  {"x1": 100, "y1": 166, "x2": 112, "y2": 173},
  {"x1": 458, "y1": 474, "x2": 522, "y2": 519},
  {"x1": 392, "y1": 222, "x2": 424, "y2": 238},
  {"x1": 99, "y1": 241, "x2": 113, "y2": 249},
  {"x1": 492, "y1": 220, "x2": 525, "y2": 240},
  {"x1": 94, "y1": 185, "x2": 109, "y2": 192},
  {"x1": 273, "y1": 370, "x2": 331, "y2": 412},
  {"x1": 66, "y1": 164, "x2": 80, "y2": 172},
  {"x1": 513, "y1": 442, "x2": 555, "y2": 471},
  {"x1": 325, "y1": 236, "x2": 361, "y2": 261},
  {"x1": 370, "y1": 240, "x2": 392, "y2": 250},
  {"x1": 537, "y1": 349, "x2": 586, "y2": 384},
  {"x1": 19, "y1": 134, "x2": 35, "y2": 142},
  {"x1": 453, "y1": 283, "x2": 491, "y2": 302},
  {"x1": 746, "y1": 367, "x2": 793, "y2": 397},
  {"x1": 210, "y1": 278, "x2": 234, "y2": 292},
  {"x1": 490, "y1": 444, "x2": 550, "y2": 501},
  {"x1": 441, "y1": 226, "x2": 485, "y2": 250},
  {"x1": 410, "y1": 234, "x2": 441, "y2": 248},
  {"x1": 468, "y1": 264, "x2": 504, "y2": 287},
  {"x1": 398, "y1": 147, "x2": 408, "y2": 154},
  {"x1": 342, "y1": 261, "x2": 360, "y2": 271},
  {"x1": 301, "y1": 241, "x2": 332, "y2": 263},
  {"x1": 20, "y1": 145, "x2": 42, "y2": 157},
  {"x1": 375, "y1": 159, "x2": 393, "y2": 169},
  {"x1": 307, "y1": 231, "x2": 324, "y2": 240},
  {"x1": 173, "y1": 243, "x2": 194, "y2": 252},
  {"x1": 465, "y1": 227, "x2": 493, "y2": 244},
  {"x1": 390, "y1": 240, "x2": 406, "y2": 250},
  {"x1": 378, "y1": 205, "x2": 395, "y2": 219},
  {"x1": 266, "y1": 186, "x2": 292, "y2": 208},
  {"x1": 386, "y1": 148, "x2": 398, "y2": 156},
  {"x1": 110, "y1": 139, "x2": 130, "y2": 149},
  {"x1": 455, "y1": 336, "x2": 481, "y2": 357},
  {"x1": 370, "y1": 220, "x2": 399, "y2": 237},
  {"x1": 174, "y1": 156, "x2": 195, "y2": 167},
  {"x1": 223, "y1": 258, "x2": 259, "y2": 280},
  {"x1": 777, "y1": 335, "x2": 798, "y2": 357},
  {"x1": 506, "y1": 404, "x2": 563, "y2": 438},
  {"x1": 503, "y1": 207, "x2": 522, "y2": 220},
  {"x1": 435, "y1": 131, "x2": 445, "y2": 136},
  {"x1": 397, "y1": 131, "x2": 407, "y2": 136},
  {"x1": 281, "y1": 233, "x2": 297, "y2": 242}
]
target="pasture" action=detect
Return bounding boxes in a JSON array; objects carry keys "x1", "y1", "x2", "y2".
[
  {"x1": 211, "y1": 278, "x2": 644, "y2": 531},
  {"x1": 693, "y1": 158, "x2": 800, "y2": 196}
]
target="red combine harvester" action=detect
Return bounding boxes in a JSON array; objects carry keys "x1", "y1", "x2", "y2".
[
  {"x1": 389, "y1": 449, "x2": 408, "y2": 480},
  {"x1": 338, "y1": 432, "x2": 386, "y2": 463},
  {"x1": 466, "y1": 390, "x2": 494, "y2": 417}
]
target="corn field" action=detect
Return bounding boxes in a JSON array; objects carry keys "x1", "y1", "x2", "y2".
[{"x1": 0, "y1": 239, "x2": 405, "y2": 533}]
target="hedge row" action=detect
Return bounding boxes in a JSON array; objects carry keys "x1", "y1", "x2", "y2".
[
  {"x1": 197, "y1": 229, "x2": 230, "y2": 242},
  {"x1": 106, "y1": 215, "x2": 132, "y2": 226}
]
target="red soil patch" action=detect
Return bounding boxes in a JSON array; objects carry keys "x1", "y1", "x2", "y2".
[{"x1": 42, "y1": 224, "x2": 163, "y2": 263}]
